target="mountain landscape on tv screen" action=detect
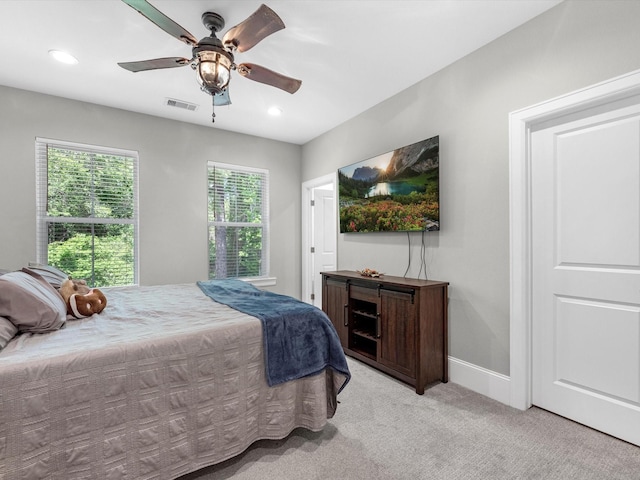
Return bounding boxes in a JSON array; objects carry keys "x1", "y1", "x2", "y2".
[{"x1": 338, "y1": 136, "x2": 439, "y2": 233}]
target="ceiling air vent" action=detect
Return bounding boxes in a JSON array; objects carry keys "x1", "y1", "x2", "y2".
[{"x1": 165, "y1": 98, "x2": 198, "y2": 112}]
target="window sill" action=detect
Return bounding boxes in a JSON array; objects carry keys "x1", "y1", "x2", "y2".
[{"x1": 242, "y1": 277, "x2": 277, "y2": 287}]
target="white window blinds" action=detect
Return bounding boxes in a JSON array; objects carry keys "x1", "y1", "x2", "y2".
[
  {"x1": 207, "y1": 162, "x2": 269, "y2": 279},
  {"x1": 35, "y1": 138, "x2": 139, "y2": 287}
]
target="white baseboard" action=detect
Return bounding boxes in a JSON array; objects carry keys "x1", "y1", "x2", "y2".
[{"x1": 448, "y1": 356, "x2": 511, "y2": 406}]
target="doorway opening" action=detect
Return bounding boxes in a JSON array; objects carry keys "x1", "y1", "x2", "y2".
[{"x1": 301, "y1": 173, "x2": 337, "y2": 307}]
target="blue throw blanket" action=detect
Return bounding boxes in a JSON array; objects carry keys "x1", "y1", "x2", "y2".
[{"x1": 197, "y1": 279, "x2": 350, "y2": 393}]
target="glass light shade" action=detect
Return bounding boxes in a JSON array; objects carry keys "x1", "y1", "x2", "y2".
[
  {"x1": 48, "y1": 49, "x2": 78, "y2": 65},
  {"x1": 196, "y1": 51, "x2": 231, "y2": 95}
]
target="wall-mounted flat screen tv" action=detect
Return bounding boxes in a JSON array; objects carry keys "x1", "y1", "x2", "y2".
[{"x1": 338, "y1": 135, "x2": 439, "y2": 233}]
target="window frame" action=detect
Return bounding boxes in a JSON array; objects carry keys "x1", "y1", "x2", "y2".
[
  {"x1": 35, "y1": 137, "x2": 140, "y2": 286},
  {"x1": 207, "y1": 161, "x2": 270, "y2": 282}
]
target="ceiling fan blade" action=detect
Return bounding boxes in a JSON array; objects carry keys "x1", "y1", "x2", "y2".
[
  {"x1": 237, "y1": 63, "x2": 301, "y2": 94},
  {"x1": 121, "y1": 0, "x2": 198, "y2": 46},
  {"x1": 222, "y1": 4, "x2": 285, "y2": 53},
  {"x1": 118, "y1": 57, "x2": 191, "y2": 72},
  {"x1": 214, "y1": 89, "x2": 231, "y2": 106}
]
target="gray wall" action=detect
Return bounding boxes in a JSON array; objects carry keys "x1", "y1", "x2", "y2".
[
  {"x1": 301, "y1": 0, "x2": 640, "y2": 375},
  {"x1": 0, "y1": 86, "x2": 302, "y2": 297}
]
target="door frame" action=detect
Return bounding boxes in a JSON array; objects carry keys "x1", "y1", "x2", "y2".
[
  {"x1": 301, "y1": 172, "x2": 337, "y2": 305},
  {"x1": 509, "y1": 68, "x2": 640, "y2": 410}
]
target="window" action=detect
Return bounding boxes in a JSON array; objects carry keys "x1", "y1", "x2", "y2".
[
  {"x1": 207, "y1": 162, "x2": 269, "y2": 279},
  {"x1": 36, "y1": 138, "x2": 139, "y2": 287}
]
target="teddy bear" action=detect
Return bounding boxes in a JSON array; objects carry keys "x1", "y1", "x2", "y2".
[{"x1": 59, "y1": 277, "x2": 107, "y2": 318}]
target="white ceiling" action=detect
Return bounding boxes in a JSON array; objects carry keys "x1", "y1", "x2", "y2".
[{"x1": 0, "y1": 0, "x2": 562, "y2": 145}]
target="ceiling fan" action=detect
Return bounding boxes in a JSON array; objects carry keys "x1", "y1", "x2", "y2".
[{"x1": 118, "y1": 0, "x2": 302, "y2": 122}]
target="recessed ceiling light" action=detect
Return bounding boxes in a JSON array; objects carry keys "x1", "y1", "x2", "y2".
[
  {"x1": 268, "y1": 106, "x2": 283, "y2": 116},
  {"x1": 48, "y1": 49, "x2": 79, "y2": 65}
]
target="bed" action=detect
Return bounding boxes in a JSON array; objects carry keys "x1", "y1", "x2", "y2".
[{"x1": 0, "y1": 270, "x2": 350, "y2": 480}]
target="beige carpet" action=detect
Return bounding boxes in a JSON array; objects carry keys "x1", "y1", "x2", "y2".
[{"x1": 180, "y1": 357, "x2": 640, "y2": 480}]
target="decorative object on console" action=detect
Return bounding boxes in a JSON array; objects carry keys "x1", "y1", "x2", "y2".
[
  {"x1": 338, "y1": 135, "x2": 439, "y2": 233},
  {"x1": 356, "y1": 268, "x2": 383, "y2": 278}
]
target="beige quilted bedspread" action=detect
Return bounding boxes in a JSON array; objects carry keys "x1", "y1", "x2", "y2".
[{"x1": 0, "y1": 284, "x2": 345, "y2": 480}]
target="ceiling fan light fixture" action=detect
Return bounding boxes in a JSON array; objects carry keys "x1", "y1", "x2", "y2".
[
  {"x1": 48, "y1": 49, "x2": 78, "y2": 65},
  {"x1": 196, "y1": 50, "x2": 232, "y2": 96},
  {"x1": 268, "y1": 106, "x2": 283, "y2": 116},
  {"x1": 118, "y1": 1, "x2": 301, "y2": 123}
]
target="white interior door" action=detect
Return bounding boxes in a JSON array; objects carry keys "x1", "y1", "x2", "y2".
[
  {"x1": 531, "y1": 95, "x2": 640, "y2": 445},
  {"x1": 311, "y1": 186, "x2": 336, "y2": 307}
]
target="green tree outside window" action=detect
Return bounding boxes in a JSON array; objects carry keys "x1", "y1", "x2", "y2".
[
  {"x1": 36, "y1": 140, "x2": 138, "y2": 287},
  {"x1": 207, "y1": 162, "x2": 269, "y2": 279}
]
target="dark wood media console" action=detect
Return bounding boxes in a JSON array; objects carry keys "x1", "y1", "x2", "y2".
[{"x1": 321, "y1": 270, "x2": 449, "y2": 394}]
